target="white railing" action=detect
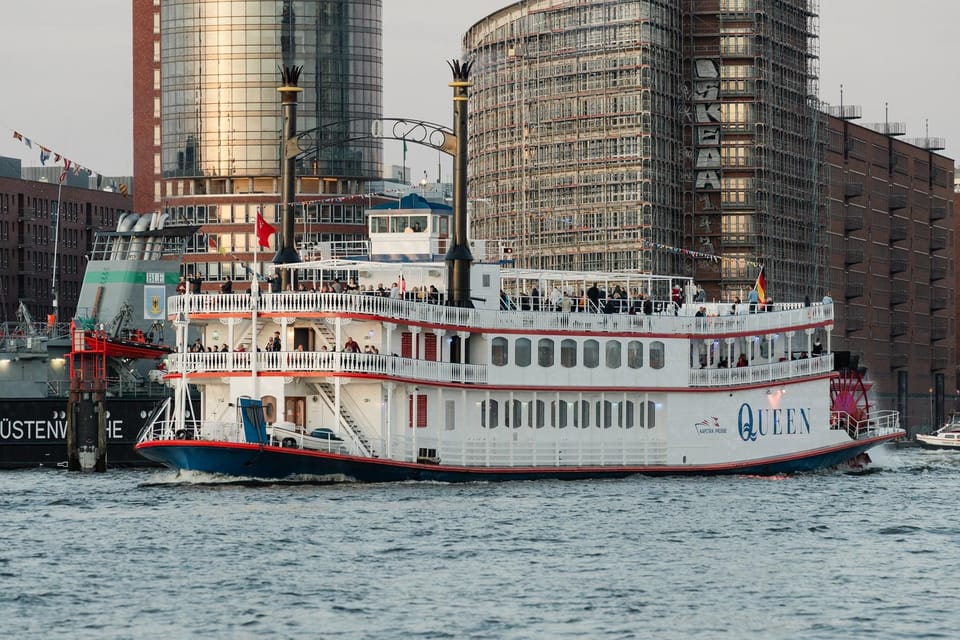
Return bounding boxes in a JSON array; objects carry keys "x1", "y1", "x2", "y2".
[
  {"x1": 165, "y1": 350, "x2": 488, "y2": 385},
  {"x1": 170, "y1": 292, "x2": 833, "y2": 338},
  {"x1": 830, "y1": 409, "x2": 902, "y2": 440},
  {"x1": 386, "y1": 435, "x2": 670, "y2": 467},
  {"x1": 688, "y1": 354, "x2": 834, "y2": 387}
]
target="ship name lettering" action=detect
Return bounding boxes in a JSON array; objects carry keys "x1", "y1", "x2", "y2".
[
  {"x1": 0, "y1": 418, "x2": 125, "y2": 441},
  {"x1": 738, "y1": 404, "x2": 811, "y2": 442}
]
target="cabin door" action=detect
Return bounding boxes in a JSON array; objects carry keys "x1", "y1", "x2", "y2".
[
  {"x1": 284, "y1": 396, "x2": 306, "y2": 429},
  {"x1": 293, "y1": 327, "x2": 313, "y2": 351}
]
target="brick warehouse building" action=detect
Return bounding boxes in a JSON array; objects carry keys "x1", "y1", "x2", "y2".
[
  {"x1": 0, "y1": 159, "x2": 129, "y2": 323},
  {"x1": 824, "y1": 111, "x2": 955, "y2": 433}
]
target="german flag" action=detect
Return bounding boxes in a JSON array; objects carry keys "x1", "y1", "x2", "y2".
[{"x1": 754, "y1": 267, "x2": 767, "y2": 304}]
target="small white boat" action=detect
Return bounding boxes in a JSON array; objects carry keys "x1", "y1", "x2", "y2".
[{"x1": 916, "y1": 414, "x2": 960, "y2": 450}]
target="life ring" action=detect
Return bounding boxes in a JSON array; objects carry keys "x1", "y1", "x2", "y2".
[
  {"x1": 175, "y1": 429, "x2": 187, "y2": 440},
  {"x1": 281, "y1": 437, "x2": 298, "y2": 449}
]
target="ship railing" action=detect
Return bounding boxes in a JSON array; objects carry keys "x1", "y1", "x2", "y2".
[
  {"x1": 688, "y1": 354, "x2": 834, "y2": 387},
  {"x1": 830, "y1": 409, "x2": 902, "y2": 440},
  {"x1": 170, "y1": 293, "x2": 833, "y2": 337},
  {"x1": 165, "y1": 351, "x2": 488, "y2": 385},
  {"x1": 386, "y1": 433, "x2": 669, "y2": 467}
]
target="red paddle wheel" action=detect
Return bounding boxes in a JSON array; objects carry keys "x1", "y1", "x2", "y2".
[{"x1": 830, "y1": 369, "x2": 872, "y2": 438}]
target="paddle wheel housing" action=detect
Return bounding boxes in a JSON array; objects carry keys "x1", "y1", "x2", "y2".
[{"x1": 830, "y1": 368, "x2": 872, "y2": 438}]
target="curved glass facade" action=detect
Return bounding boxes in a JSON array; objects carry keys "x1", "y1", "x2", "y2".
[
  {"x1": 464, "y1": 1, "x2": 684, "y2": 274},
  {"x1": 160, "y1": 0, "x2": 382, "y2": 180}
]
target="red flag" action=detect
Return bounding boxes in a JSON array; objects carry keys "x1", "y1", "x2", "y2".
[
  {"x1": 208, "y1": 235, "x2": 218, "y2": 251},
  {"x1": 255, "y1": 209, "x2": 275, "y2": 248},
  {"x1": 59, "y1": 159, "x2": 71, "y2": 183}
]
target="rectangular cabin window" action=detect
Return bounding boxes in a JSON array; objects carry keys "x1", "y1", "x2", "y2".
[
  {"x1": 401, "y1": 332, "x2": 414, "y2": 358},
  {"x1": 408, "y1": 394, "x2": 427, "y2": 428},
  {"x1": 444, "y1": 400, "x2": 456, "y2": 430}
]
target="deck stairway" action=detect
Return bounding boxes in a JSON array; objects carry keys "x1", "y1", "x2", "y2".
[
  {"x1": 312, "y1": 320, "x2": 337, "y2": 350},
  {"x1": 311, "y1": 381, "x2": 378, "y2": 458}
]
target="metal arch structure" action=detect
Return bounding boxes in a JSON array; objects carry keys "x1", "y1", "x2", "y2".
[{"x1": 287, "y1": 117, "x2": 456, "y2": 161}]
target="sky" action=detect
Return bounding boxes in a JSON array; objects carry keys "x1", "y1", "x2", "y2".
[{"x1": 0, "y1": 0, "x2": 956, "y2": 182}]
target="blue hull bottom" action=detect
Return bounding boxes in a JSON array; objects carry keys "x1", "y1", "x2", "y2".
[{"x1": 136, "y1": 435, "x2": 902, "y2": 483}]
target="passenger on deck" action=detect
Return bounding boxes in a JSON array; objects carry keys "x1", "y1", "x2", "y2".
[{"x1": 736, "y1": 354, "x2": 748, "y2": 367}]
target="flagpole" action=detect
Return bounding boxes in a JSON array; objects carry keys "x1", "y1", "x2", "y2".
[
  {"x1": 251, "y1": 225, "x2": 260, "y2": 401},
  {"x1": 51, "y1": 174, "x2": 64, "y2": 328}
]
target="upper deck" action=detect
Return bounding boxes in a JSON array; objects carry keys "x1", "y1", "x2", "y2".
[{"x1": 169, "y1": 290, "x2": 833, "y2": 340}]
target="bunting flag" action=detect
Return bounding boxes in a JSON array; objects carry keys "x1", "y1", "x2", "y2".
[
  {"x1": 7, "y1": 127, "x2": 107, "y2": 186},
  {"x1": 255, "y1": 209, "x2": 276, "y2": 248},
  {"x1": 399, "y1": 273, "x2": 406, "y2": 294},
  {"x1": 754, "y1": 267, "x2": 767, "y2": 304},
  {"x1": 641, "y1": 240, "x2": 764, "y2": 268}
]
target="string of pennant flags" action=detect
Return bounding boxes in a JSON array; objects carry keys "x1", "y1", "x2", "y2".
[
  {"x1": 7, "y1": 127, "x2": 123, "y2": 192},
  {"x1": 641, "y1": 240, "x2": 764, "y2": 268}
]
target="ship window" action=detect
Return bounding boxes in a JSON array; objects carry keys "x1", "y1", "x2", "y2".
[
  {"x1": 605, "y1": 341, "x2": 622, "y2": 368},
  {"x1": 561, "y1": 339, "x2": 577, "y2": 368},
  {"x1": 492, "y1": 337, "x2": 508, "y2": 366},
  {"x1": 261, "y1": 395, "x2": 277, "y2": 424},
  {"x1": 482, "y1": 399, "x2": 499, "y2": 428},
  {"x1": 584, "y1": 340, "x2": 599, "y2": 368},
  {"x1": 538, "y1": 338, "x2": 555, "y2": 367},
  {"x1": 505, "y1": 400, "x2": 522, "y2": 428},
  {"x1": 598, "y1": 401, "x2": 614, "y2": 428},
  {"x1": 649, "y1": 341, "x2": 665, "y2": 369},
  {"x1": 552, "y1": 400, "x2": 569, "y2": 428},
  {"x1": 444, "y1": 400, "x2": 456, "y2": 431},
  {"x1": 369, "y1": 216, "x2": 389, "y2": 233},
  {"x1": 639, "y1": 400, "x2": 657, "y2": 428},
  {"x1": 627, "y1": 341, "x2": 643, "y2": 368},
  {"x1": 624, "y1": 401, "x2": 635, "y2": 428},
  {"x1": 516, "y1": 338, "x2": 531, "y2": 367},
  {"x1": 530, "y1": 400, "x2": 546, "y2": 428},
  {"x1": 578, "y1": 401, "x2": 590, "y2": 428}
]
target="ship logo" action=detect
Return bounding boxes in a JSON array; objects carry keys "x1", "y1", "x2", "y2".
[
  {"x1": 694, "y1": 416, "x2": 726, "y2": 435},
  {"x1": 151, "y1": 295, "x2": 161, "y2": 314}
]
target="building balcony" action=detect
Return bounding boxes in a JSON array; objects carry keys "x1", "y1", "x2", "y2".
[
  {"x1": 932, "y1": 356, "x2": 949, "y2": 371},
  {"x1": 889, "y1": 219, "x2": 908, "y2": 243},
  {"x1": 844, "y1": 213, "x2": 863, "y2": 233},
  {"x1": 889, "y1": 288, "x2": 907, "y2": 306},
  {"x1": 890, "y1": 345, "x2": 910, "y2": 369},
  {"x1": 844, "y1": 182, "x2": 864, "y2": 199},
  {"x1": 844, "y1": 243, "x2": 864, "y2": 266},
  {"x1": 889, "y1": 258, "x2": 907, "y2": 274},
  {"x1": 931, "y1": 258, "x2": 948, "y2": 281},
  {"x1": 931, "y1": 317, "x2": 949, "y2": 342},
  {"x1": 890, "y1": 322, "x2": 908, "y2": 337},
  {"x1": 931, "y1": 206, "x2": 947, "y2": 221},
  {"x1": 845, "y1": 316, "x2": 864, "y2": 333},
  {"x1": 844, "y1": 281, "x2": 864, "y2": 300},
  {"x1": 888, "y1": 193, "x2": 907, "y2": 210},
  {"x1": 930, "y1": 228, "x2": 948, "y2": 251}
]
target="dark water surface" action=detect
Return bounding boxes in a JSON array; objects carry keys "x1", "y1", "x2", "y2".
[{"x1": 2, "y1": 445, "x2": 957, "y2": 639}]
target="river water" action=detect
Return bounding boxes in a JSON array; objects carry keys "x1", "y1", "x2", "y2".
[{"x1": 2, "y1": 445, "x2": 957, "y2": 639}]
